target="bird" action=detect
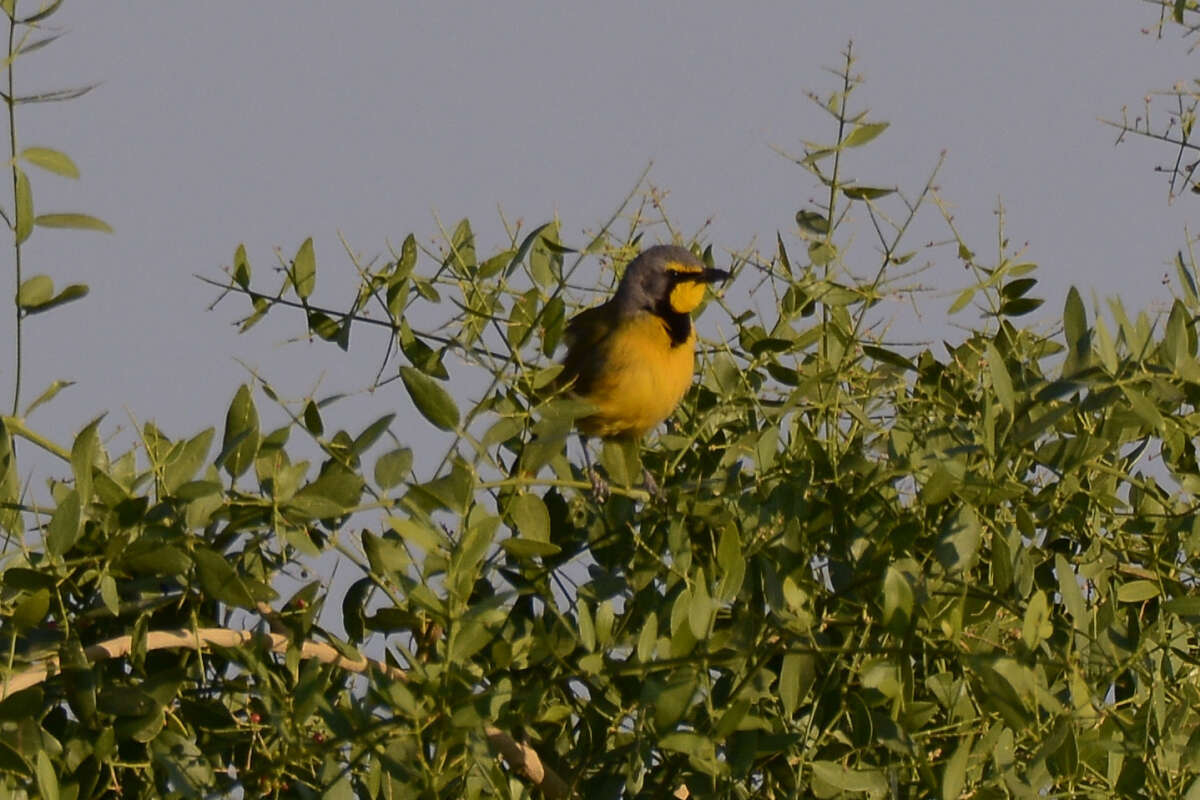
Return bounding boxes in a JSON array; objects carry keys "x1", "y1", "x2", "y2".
[{"x1": 558, "y1": 244, "x2": 730, "y2": 498}]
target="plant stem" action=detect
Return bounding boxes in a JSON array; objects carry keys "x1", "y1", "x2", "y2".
[{"x1": 7, "y1": 12, "x2": 19, "y2": 416}]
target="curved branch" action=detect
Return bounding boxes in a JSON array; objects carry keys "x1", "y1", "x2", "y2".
[{"x1": 1, "y1": 627, "x2": 570, "y2": 798}]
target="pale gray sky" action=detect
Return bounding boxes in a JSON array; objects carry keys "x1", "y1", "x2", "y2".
[{"x1": 8, "y1": 2, "x2": 1195, "y2": 454}]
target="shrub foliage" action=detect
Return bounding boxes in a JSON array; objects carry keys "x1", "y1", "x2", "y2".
[{"x1": 4, "y1": 10, "x2": 1200, "y2": 800}]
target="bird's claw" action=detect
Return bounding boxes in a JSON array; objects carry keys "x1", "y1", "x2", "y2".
[
  {"x1": 642, "y1": 469, "x2": 666, "y2": 504},
  {"x1": 589, "y1": 468, "x2": 610, "y2": 503}
]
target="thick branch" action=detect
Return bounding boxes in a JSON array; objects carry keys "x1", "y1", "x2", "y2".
[{"x1": 1, "y1": 627, "x2": 570, "y2": 798}]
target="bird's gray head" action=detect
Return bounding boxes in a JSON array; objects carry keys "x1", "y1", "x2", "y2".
[{"x1": 613, "y1": 244, "x2": 729, "y2": 316}]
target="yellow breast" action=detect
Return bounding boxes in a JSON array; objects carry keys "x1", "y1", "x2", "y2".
[{"x1": 574, "y1": 311, "x2": 696, "y2": 439}]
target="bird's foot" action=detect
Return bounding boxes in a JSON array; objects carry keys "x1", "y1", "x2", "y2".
[
  {"x1": 589, "y1": 468, "x2": 610, "y2": 503},
  {"x1": 642, "y1": 468, "x2": 666, "y2": 504}
]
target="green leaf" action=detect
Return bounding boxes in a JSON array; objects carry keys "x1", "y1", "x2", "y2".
[
  {"x1": 935, "y1": 504, "x2": 980, "y2": 573},
  {"x1": 779, "y1": 653, "x2": 803, "y2": 713},
  {"x1": 21, "y1": 146, "x2": 78, "y2": 178},
  {"x1": 192, "y1": 548, "x2": 258, "y2": 608},
  {"x1": 499, "y1": 537, "x2": 560, "y2": 558},
  {"x1": 46, "y1": 489, "x2": 81, "y2": 556},
  {"x1": 841, "y1": 185, "x2": 895, "y2": 200},
  {"x1": 34, "y1": 213, "x2": 113, "y2": 233},
  {"x1": 23, "y1": 378, "x2": 73, "y2": 416},
  {"x1": 795, "y1": 209, "x2": 830, "y2": 235},
  {"x1": 71, "y1": 414, "x2": 101, "y2": 503},
  {"x1": 20, "y1": 282, "x2": 88, "y2": 314},
  {"x1": 862, "y1": 344, "x2": 914, "y2": 371},
  {"x1": 219, "y1": 384, "x2": 260, "y2": 479},
  {"x1": 986, "y1": 341, "x2": 1015, "y2": 415},
  {"x1": 506, "y1": 493, "x2": 550, "y2": 542},
  {"x1": 399, "y1": 366, "x2": 460, "y2": 431},
  {"x1": 36, "y1": 750, "x2": 58, "y2": 800},
  {"x1": 810, "y1": 761, "x2": 889, "y2": 794},
  {"x1": 882, "y1": 565, "x2": 914, "y2": 632},
  {"x1": 1001, "y1": 277, "x2": 1038, "y2": 299},
  {"x1": 941, "y1": 735, "x2": 972, "y2": 800},
  {"x1": 1021, "y1": 590, "x2": 1052, "y2": 648},
  {"x1": 1056, "y1": 554, "x2": 1086, "y2": 630},
  {"x1": 19, "y1": 0, "x2": 63, "y2": 25},
  {"x1": 842, "y1": 121, "x2": 889, "y2": 148},
  {"x1": 637, "y1": 611, "x2": 658, "y2": 662},
  {"x1": 16, "y1": 274, "x2": 53, "y2": 309},
  {"x1": 1116, "y1": 580, "x2": 1160, "y2": 603},
  {"x1": 291, "y1": 237, "x2": 316, "y2": 299},
  {"x1": 949, "y1": 286, "x2": 975, "y2": 314},
  {"x1": 374, "y1": 447, "x2": 413, "y2": 489},
  {"x1": 163, "y1": 428, "x2": 214, "y2": 494},
  {"x1": 1000, "y1": 296, "x2": 1044, "y2": 317},
  {"x1": 11, "y1": 588, "x2": 49, "y2": 630},
  {"x1": 1064, "y1": 286, "x2": 1086, "y2": 350},
  {"x1": 1121, "y1": 385, "x2": 1164, "y2": 431},
  {"x1": 233, "y1": 243, "x2": 251, "y2": 289},
  {"x1": 351, "y1": 413, "x2": 394, "y2": 456},
  {"x1": 15, "y1": 167, "x2": 32, "y2": 243}
]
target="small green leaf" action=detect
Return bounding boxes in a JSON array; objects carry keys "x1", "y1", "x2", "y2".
[
  {"x1": 942, "y1": 735, "x2": 972, "y2": 800},
  {"x1": 499, "y1": 537, "x2": 560, "y2": 558},
  {"x1": 36, "y1": 750, "x2": 58, "y2": 800},
  {"x1": 1000, "y1": 297, "x2": 1044, "y2": 317},
  {"x1": 351, "y1": 413, "x2": 394, "y2": 456},
  {"x1": 1117, "y1": 580, "x2": 1160, "y2": 603},
  {"x1": 882, "y1": 565, "x2": 914, "y2": 632},
  {"x1": 1121, "y1": 385, "x2": 1164, "y2": 431},
  {"x1": 21, "y1": 146, "x2": 78, "y2": 178},
  {"x1": 986, "y1": 341, "x2": 1015, "y2": 415},
  {"x1": 506, "y1": 493, "x2": 550, "y2": 542},
  {"x1": 302, "y1": 399, "x2": 323, "y2": 436},
  {"x1": 99, "y1": 574, "x2": 120, "y2": 616},
  {"x1": 17, "y1": 274, "x2": 53, "y2": 308},
  {"x1": 935, "y1": 503, "x2": 981, "y2": 573},
  {"x1": 374, "y1": 447, "x2": 413, "y2": 489},
  {"x1": 22, "y1": 283, "x2": 88, "y2": 314},
  {"x1": 1001, "y1": 277, "x2": 1037, "y2": 299},
  {"x1": 779, "y1": 653, "x2": 802, "y2": 713},
  {"x1": 233, "y1": 243, "x2": 251, "y2": 289},
  {"x1": 219, "y1": 384, "x2": 260, "y2": 479},
  {"x1": 34, "y1": 213, "x2": 112, "y2": 233},
  {"x1": 12, "y1": 588, "x2": 49, "y2": 630},
  {"x1": 23, "y1": 378, "x2": 74, "y2": 416},
  {"x1": 399, "y1": 366, "x2": 460, "y2": 431},
  {"x1": 949, "y1": 286, "x2": 975, "y2": 314},
  {"x1": 1021, "y1": 590, "x2": 1052, "y2": 648},
  {"x1": 841, "y1": 184, "x2": 895, "y2": 200},
  {"x1": 15, "y1": 167, "x2": 32, "y2": 243},
  {"x1": 842, "y1": 121, "x2": 889, "y2": 148},
  {"x1": 863, "y1": 344, "x2": 914, "y2": 371},
  {"x1": 71, "y1": 415, "x2": 102, "y2": 503},
  {"x1": 192, "y1": 548, "x2": 257, "y2": 608},
  {"x1": 796, "y1": 209, "x2": 830, "y2": 235},
  {"x1": 1056, "y1": 554, "x2": 1086, "y2": 630},
  {"x1": 637, "y1": 612, "x2": 658, "y2": 662},
  {"x1": 46, "y1": 489, "x2": 81, "y2": 556},
  {"x1": 291, "y1": 237, "x2": 316, "y2": 299}
]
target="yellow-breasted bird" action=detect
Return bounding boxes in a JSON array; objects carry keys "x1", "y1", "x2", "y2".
[{"x1": 559, "y1": 244, "x2": 730, "y2": 496}]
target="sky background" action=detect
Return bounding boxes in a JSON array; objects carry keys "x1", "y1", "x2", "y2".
[{"x1": 6, "y1": 2, "x2": 1198, "y2": 471}]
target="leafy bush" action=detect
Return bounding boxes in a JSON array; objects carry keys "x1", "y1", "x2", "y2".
[{"x1": 4, "y1": 10, "x2": 1200, "y2": 800}]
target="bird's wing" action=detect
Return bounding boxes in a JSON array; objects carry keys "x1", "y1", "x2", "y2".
[{"x1": 560, "y1": 304, "x2": 614, "y2": 394}]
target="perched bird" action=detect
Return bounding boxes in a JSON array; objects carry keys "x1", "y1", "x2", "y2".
[{"x1": 559, "y1": 244, "x2": 730, "y2": 495}]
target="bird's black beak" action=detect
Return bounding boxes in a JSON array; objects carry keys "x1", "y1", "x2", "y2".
[{"x1": 701, "y1": 267, "x2": 731, "y2": 284}]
